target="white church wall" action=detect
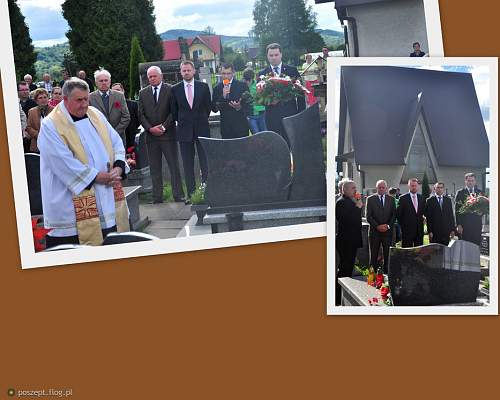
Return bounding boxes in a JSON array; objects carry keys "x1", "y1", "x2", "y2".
[{"x1": 346, "y1": 0, "x2": 428, "y2": 56}]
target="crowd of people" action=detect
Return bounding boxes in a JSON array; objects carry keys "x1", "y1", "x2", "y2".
[
  {"x1": 335, "y1": 173, "x2": 485, "y2": 305},
  {"x1": 18, "y1": 42, "x2": 313, "y2": 247}
]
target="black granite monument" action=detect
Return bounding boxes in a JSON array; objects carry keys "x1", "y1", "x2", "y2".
[{"x1": 388, "y1": 240, "x2": 481, "y2": 306}]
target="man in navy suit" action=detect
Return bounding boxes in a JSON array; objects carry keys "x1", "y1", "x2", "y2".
[
  {"x1": 396, "y1": 178, "x2": 425, "y2": 247},
  {"x1": 424, "y1": 182, "x2": 455, "y2": 246},
  {"x1": 212, "y1": 63, "x2": 250, "y2": 139},
  {"x1": 170, "y1": 60, "x2": 212, "y2": 200},
  {"x1": 257, "y1": 43, "x2": 306, "y2": 142},
  {"x1": 455, "y1": 172, "x2": 484, "y2": 246}
]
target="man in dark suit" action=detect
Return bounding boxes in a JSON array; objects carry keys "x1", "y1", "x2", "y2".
[
  {"x1": 89, "y1": 69, "x2": 130, "y2": 145},
  {"x1": 257, "y1": 43, "x2": 306, "y2": 142},
  {"x1": 365, "y1": 180, "x2": 396, "y2": 274},
  {"x1": 112, "y1": 83, "x2": 140, "y2": 149},
  {"x1": 78, "y1": 70, "x2": 95, "y2": 92},
  {"x1": 424, "y1": 182, "x2": 455, "y2": 246},
  {"x1": 396, "y1": 178, "x2": 425, "y2": 247},
  {"x1": 455, "y1": 172, "x2": 483, "y2": 246},
  {"x1": 23, "y1": 74, "x2": 38, "y2": 92},
  {"x1": 335, "y1": 179, "x2": 363, "y2": 305},
  {"x1": 170, "y1": 60, "x2": 212, "y2": 200},
  {"x1": 211, "y1": 63, "x2": 250, "y2": 139},
  {"x1": 138, "y1": 66, "x2": 185, "y2": 203}
]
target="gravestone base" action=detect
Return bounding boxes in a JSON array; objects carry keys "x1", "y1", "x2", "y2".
[
  {"x1": 124, "y1": 186, "x2": 149, "y2": 231},
  {"x1": 203, "y1": 206, "x2": 326, "y2": 233},
  {"x1": 124, "y1": 167, "x2": 152, "y2": 193}
]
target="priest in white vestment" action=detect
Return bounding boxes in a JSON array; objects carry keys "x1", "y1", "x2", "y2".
[{"x1": 38, "y1": 77, "x2": 130, "y2": 248}]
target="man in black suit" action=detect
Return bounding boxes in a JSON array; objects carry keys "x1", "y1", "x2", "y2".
[
  {"x1": 396, "y1": 178, "x2": 425, "y2": 248},
  {"x1": 138, "y1": 66, "x2": 185, "y2": 203},
  {"x1": 335, "y1": 179, "x2": 363, "y2": 305},
  {"x1": 257, "y1": 43, "x2": 306, "y2": 142},
  {"x1": 455, "y1": 172, "x2": 483, "y2": 246},
  {"x1": 112, "y1": 82, "x2": 140, "y2": 149},
  {"x1": 365, "y1": 180, "x2": 396, "y2": 274},
  {"x1": 170, "y1": 60, "x2": 212, "y2": 200},
  {"x1": 212, "y1": 63, "x2": 250, "y2": 139},
  {"x1": 424, "y1": 182, "x2": 455, "y2": 246}
]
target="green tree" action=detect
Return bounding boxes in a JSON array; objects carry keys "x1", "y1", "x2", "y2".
[
  {"x1": 422, "y1": 172, "x2": 431, "y2": 200},
  {"x1": 251, "y1": 0, "x2": 325, "y2": 65},
  {"x1": 8, "y1": 0, "x2": 37, "y2": 80},
  {"x1": 129, "y1": 36, "x2": 145, "y2": 99},
  {"x1": 233, "y1": 53, "x2": 246, "y2": 71},
  {"x1": 62, "y1": 0, "x2": 163, "y2": 88},
  {"x1": 202, "y1": 26, "x2": 216, "y2": 35}
]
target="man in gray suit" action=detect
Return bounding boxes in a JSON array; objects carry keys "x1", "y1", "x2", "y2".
[
  {"x1": 138, "y1": 66, "x2": 185, "y2": 203},
  {"x1": 89, "y1": 69, "x2": 130, "y2": 145},
  {"x1": 365, "y1": 180, "x2": 396, "y2": 274}
]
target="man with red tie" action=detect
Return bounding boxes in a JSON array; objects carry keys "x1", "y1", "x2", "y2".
[
  {"x1": 170, "y1": 60, "x2": 212, "y2": 201},
  {"x1": 396, "y1": 178, "x2": 425, "y2": 248}
]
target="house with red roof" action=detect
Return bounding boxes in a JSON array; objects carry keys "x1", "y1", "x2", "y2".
[{"x1": 162, "y1": 35, "x2": 223, "y2": 71}]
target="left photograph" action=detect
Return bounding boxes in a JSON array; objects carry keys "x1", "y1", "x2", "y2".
[{"x1": 3, "y1": 0, "x2": 340, "y2": 268}]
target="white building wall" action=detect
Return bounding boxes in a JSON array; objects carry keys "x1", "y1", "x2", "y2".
[{"x1": 346, "y1": 0, "x2": 429, "y2": 56}]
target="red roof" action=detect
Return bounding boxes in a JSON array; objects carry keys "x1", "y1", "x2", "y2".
[
  {"x1": 187, "y1": 35, "x2": 222, "y2": 55},
  {"x1": 162, "y1": 40, "x2": 181, "y2": 61},
  {"x1": 162, "y1": 35, "x2": 222, "y2": 61}
]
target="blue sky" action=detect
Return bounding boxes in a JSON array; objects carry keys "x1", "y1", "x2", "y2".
[{"x1": 18, "y1": 0, "x2": 342, "y2": 47}]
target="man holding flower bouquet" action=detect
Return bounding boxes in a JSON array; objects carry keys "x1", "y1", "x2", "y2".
[
  {"x1": 455, "y1": 172, "x2": 486, "y2": 246},
  {"x1": 257, "y1": 43, "x2": 306, "y2": 142}
]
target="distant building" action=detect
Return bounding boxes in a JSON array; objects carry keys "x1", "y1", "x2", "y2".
[
  {"x1": 336, "y1": 66, "x2": 489, "y2": 194},
  {"x1": 315, "y1": 0, "x2": 429, "y2": 56},
  {"x1": 162, "y1": 35, "x2": 222, "y2": 71}
]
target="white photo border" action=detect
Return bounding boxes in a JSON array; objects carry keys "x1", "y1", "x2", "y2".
[
  {"x1": 326, "y1": 57, "x2": 498, "y2": 315},
  {"x1": 0, "y1": 0, "x2": 443, "y2": 269}
]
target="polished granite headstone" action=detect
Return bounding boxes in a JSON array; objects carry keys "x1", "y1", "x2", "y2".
[
  {"x1": 135, "y1": 131, "x2": 149, "y2": 169},
  {"x1": 388, "y1": 240, "x2": 481, "y2": 305},
  {"x1": 199, "y1": 132, "x2": 292, "y2": 207},
  {"x1": 25, "y1": 153, "x2": 42, "y2": 215},
  {"x1": 282, "y1": 103, "x2": 326, "y2": 202},
  {"x1": 480, "y1": 233, "x2": 489, "y2": 256}
]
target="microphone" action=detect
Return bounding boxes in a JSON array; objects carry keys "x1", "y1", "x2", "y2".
[{"x1": 223, "y1": 79, "x2": 230, "y2": 99}]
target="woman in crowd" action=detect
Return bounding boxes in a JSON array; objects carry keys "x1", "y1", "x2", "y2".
[
  {"x1": 48, "y1": 86, "x2": 63, "y2": 107},
  {"x1": 242, "y1": 68, "x2": 267, "y2": 134},
  {"x1": 26, "y1": 88, "x2": 54, "y2": 153}
]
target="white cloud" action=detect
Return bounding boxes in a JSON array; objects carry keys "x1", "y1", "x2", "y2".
[
  {"x1": 33, "y1": 37, "x2": 66, "y2": 47},
  {"x1": 18, "y1": 0, "x2": 63, "y2": 11}
]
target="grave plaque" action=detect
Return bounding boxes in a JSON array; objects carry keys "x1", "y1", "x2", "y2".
[
  {"x1": 200, "y1": 132, "x2": 292, "y2": 207},
  {"x1": 282, "y1": 103, "x2": 326, "y2": 201},
  {"x1": 388, "y1": 240, "x2": 481, "y2": 305}
]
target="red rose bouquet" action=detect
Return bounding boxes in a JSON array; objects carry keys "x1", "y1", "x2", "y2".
[
  {"x1": 126, "y1": 146, "x2": 136, "y2": 169},
  {"x1": 255, "y1": 74, "x2": 309, "y2": 106},
  {"x1": 32, "y1": 217, "x2": 52, "y2": 252}
]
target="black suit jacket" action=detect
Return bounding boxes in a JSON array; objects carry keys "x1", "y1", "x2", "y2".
[
  {"x1": 366, "y1": 194, "x2": 396, "y2": 237},
  {"x1": 138, "y1": 83, "x2": 176, "y2": 141},
  {"x1": 170, "y1": 80, "x2": 211, "y2": 143},
  {"x1": 424, "y1": 195, "x2": 455, "y2": 240},
  {"x1": 257, "y1": 64, "x2": 306, "y2": 112},
  {"x1": 336, "y1": 195, "x2": 362, "y2": 249},
  {"x1": 396, "y1": 192, "x2": 425, "y2": 238},
  {"x1": 211, "y1": 79, "x2": 250, "y2": 139}
]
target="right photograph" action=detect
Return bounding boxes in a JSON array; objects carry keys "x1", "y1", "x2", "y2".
[{"x1": 326, "y1": 58, "x2": 498, "y2": 314}]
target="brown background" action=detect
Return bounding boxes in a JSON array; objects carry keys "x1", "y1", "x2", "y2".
[{"x1": 0, "y1": 1, "x2": 498, "y2": 398}]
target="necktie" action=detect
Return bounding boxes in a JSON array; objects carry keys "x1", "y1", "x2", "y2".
[
  {"x1": 153, "y1": 86, "x2": 158, "y2": 104},
  {"x1": 438, "y1": 196, "x2": 442, "y2": 209},
  {"x1": 412, "y1": 194, "x2": 418, "y2": 213},
  {"x1": 101, "y1": 92, "x2": 109, "y2": 113},
  {"x1": 187, "y1": 83, "x2": 193, "y2": 108},
  {"x1": 273, "y1": 66, "x2": 279, "y2": 76},
  {"x1": 380, "y1": 195, "x2": 384, "y2": 207}
]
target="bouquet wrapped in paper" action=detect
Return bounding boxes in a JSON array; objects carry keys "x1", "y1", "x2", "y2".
[
  {"x1": 458, "y1": 194, "x2": 489, "y2": 216},
  {"x1": 255, "y1": 74, "x2": 309, "y2": 106}
]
